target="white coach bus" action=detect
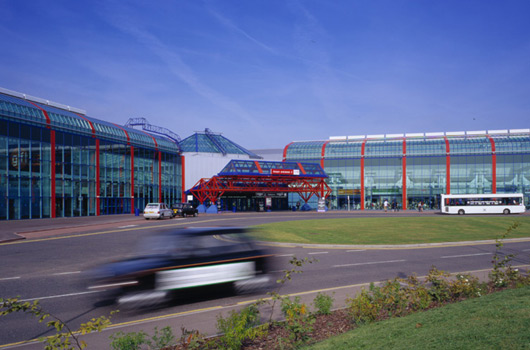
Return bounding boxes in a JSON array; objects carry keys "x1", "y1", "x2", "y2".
[{"x1": 441, "y1": 193, "x2": 525, "y2": 215}]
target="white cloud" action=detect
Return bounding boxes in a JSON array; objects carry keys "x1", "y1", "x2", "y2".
[{"x1": 98, "y1": 3, "x2": 262, "y2": 130}]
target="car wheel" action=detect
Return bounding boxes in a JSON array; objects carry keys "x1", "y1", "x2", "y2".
[
  {"x1": 233, "y1": 275, "x2": 272, "y2": 295},
  {"x1": 194, "y1": 212, "x2": 197, "y2": 217},
  {"x1": 503, "y1": 209, "x2": 510, "y2": 215},
  {"x1": 458, "y1": 209, "x2": 465, "y2": 215},
  {"x1": 145, "y1": 218, "x2": 149, "y2": 220}
]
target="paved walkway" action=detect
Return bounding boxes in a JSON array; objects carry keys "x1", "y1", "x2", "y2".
[{"x1": 0, "y1": 214, "x2": 145, "y2": 243}]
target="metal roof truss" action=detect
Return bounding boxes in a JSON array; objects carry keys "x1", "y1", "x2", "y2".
[{"x1": 190, "y1": 174, "x2": 331, "y2": 204}]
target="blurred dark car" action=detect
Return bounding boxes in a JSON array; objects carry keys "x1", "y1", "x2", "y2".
[
  {"x1": 171, "y1": 203, "x2": 198, "y2": 217},
  {"x1": 88, "y1": 227, "x2": 273, "y2": 307}
]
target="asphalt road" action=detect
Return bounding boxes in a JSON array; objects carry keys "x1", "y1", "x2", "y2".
[{"x1": 1, "y1": 211, "x2": 530, "y2": 349}]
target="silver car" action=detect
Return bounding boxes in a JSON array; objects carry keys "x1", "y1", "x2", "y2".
[{"x1": 143, "y1": 203, "x2": 173, "y2": 220}]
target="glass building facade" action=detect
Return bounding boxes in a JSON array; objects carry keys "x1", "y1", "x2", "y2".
[
  {"x1": 0, "y1": 89, "x2": 183, "y2": 220},
  {"x1": 180, "y1": 129, "x2": 262, "y2": 158},
  {"x1": 283, "y1": 131, "x2": 530, "y2": 210}
]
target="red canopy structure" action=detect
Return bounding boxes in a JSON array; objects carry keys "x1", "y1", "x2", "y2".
[{"x1": 189, "y1": 160, "x2": 331, "y2": 205}]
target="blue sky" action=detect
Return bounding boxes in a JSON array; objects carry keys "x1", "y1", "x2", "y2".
[{"x1": 1, "y1": 0, "x2": 529, "y2": 149}]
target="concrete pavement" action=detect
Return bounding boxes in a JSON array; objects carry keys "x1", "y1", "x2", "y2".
[{"x1": 0, "y1": 214, "x2": 148, "y2": 243}]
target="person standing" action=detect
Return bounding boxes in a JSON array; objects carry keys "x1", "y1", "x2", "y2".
[{"x1": 384, "y1": 199, "x2": 389, "y2": 212}]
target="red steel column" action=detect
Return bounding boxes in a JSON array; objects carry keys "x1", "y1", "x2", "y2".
[
  {"x1": 319, "y1": 141, "x2": 329, "y2": 204},
  {"x1": 321, "y1": 141, "x2": 329, "y2": 169},
  {"x1": 282, "y1": 142, "x2": 294, "y2": 161},
  {"x1": 181, "y1": 155, "x2": 186, "y2": 203},
  {"x1": 360, "y1": 140, "x2": 366, "y2": 210},
  {"x1": 444, "y1": 137, "x2": 451, "y2": 194},
  {"x1": 254, "y1": 160, "x2": 263, "y2": 173},
  {"x1": 75, "y1": 113, "x2": 96, "y2": 137},
  {"x1": 96, "y1": 139, "x2": 101, "y2": 216},
  {"x1": 158, "y1": 151, "x2": 162, "y2": 201},
  {"x1": 402, "y1": 138, "x2": 407, "y2": 210},
  {"x1": 487, "y1": 135, "x2": 497, "y2": 194},
  {"x1": 130, "y1": 146, "x2": 135, "y2": 214},
  {"x1": 50, "y1": 130, "x2": 56, "y2": 218},
  {"x1": 297, "y1": 163, "x2": 307, "y2": 175}
]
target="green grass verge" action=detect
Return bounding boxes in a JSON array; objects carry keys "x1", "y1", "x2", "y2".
[
  {"x1": 306, "y1": 285, "x2": 530, "y2": 350},
  {"x1": 251, "y1": 216, "x2": 530, "y2": 245}
]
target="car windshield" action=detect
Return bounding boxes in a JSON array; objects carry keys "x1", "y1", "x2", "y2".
[{"x1": 146, "y1": 204, "x2": 159, "y2": 208}]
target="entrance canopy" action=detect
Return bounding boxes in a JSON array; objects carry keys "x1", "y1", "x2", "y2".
[{"x1": 189, "y1": 160, "x2": 331, "y2": 205}]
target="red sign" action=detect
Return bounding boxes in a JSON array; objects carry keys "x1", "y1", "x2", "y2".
[{"x1": 271, "y1": 169, "x2": 298, "y2": 175}]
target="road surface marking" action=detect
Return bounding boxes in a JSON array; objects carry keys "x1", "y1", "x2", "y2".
[
  {"x1": 0, "y1": 277, "x2": 21, "y2": 281},
  {"x1": 333, "y1": 259, "x2": 406, "y2": 268},
  {"x1": 347, "y1": 249, "x2": 366, "y2": 252},
  {"x1": 52, "y1": 271, "x2": 81, "y2": 276},
  {"x1": 276, "y1": 254, "x2": 294, "y2": 257},
  {"x1": 441, "y1": 253, "x2": 491, "y2": 259},
  {"x1": 308, "y1": 251, "x2": 328, "y2": 255},
  {"x1": 20, "y1": 291, "x2": 100, "y2": 302},
  {"x1": 118, "y1": 225, "x2": 138, "y2": 228}
]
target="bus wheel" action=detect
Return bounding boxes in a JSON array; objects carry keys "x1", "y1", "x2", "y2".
[
  {"x1": 503, "y1": 209, "x2": 510, "y2": 215},
  {"x1": 458, "y1": 209, "x2": 465, "y2": 215}
]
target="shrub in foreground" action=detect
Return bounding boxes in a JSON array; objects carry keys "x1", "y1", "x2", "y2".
[{"x1": 215, "y1": 304, "x2": 267, "y2": 350}]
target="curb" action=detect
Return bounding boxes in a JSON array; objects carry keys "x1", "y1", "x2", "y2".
[{"x1": 256, "y1": 237, "x2": 530, "y2": 250}]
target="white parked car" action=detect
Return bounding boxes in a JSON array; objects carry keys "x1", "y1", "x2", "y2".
[{"x1": 143, "y1": 203, "x2": 173, "y2": 220}]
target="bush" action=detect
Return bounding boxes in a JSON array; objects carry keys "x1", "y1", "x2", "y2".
[
  {"x1": 312, "y1": 293, "x2": 334, "y2": 315},
  {"x1": 148, "y1": 326, "x2": 175, "y2": 349},
  {"x1": 109, "y1": 326, "x2": 176, "y2": 350},
  {"x1": 426, "y1": 267, "x2": 452, "y2": 303},
  {"x1": 177, "y1": 327, "x2": 207, "y2": 349},
  {"x1": 450, "y1": 274, "x2": 485, "y2": 299},
  {"x1": 215, "y1": 304, "x2": 267, "y2": 350},
  {"x1": 109, "y1": 331, "x2": 147, "y2": 350},
  {"x1": 281, "y1": 296, "x2": 315, "y2": 345},
  {"x1": 347, "y1": 288, "x2": 380, "y2": 324},
  {"x1": 347, "y1": 276, "x2": 435, "y2": 326},
  {"x1": 402, "y1": 274, "x2": 432, "y2": 311}
]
